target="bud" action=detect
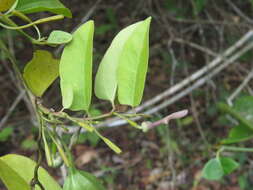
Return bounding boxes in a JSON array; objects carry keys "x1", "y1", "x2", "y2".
[{"x1": 63, "y1": 168, "x2": 106, "y2": 190}]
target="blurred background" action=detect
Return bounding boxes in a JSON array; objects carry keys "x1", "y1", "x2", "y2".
[{"x1": 1, "y1": 0, "x2": 253, "y2": 189}]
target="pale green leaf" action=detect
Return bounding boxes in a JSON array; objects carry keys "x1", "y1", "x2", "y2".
[
  {"x1": 23, "y1": 50, "x2": 59, "y2": 97},
  {"x1": 47, "y1": 30, "x2": 72, "y2": 45},
  {"x1": 60, "y1": 20, "x2": 94, "y2": 111},
  {"x1": 202, "y1": 158, "x2": 224, "y2": 180},
  {"x1": 0, "y1": 0, "x2": 15, "y2": 12},
  {"x1": 95, "y1": 17, "x2": 151, "y2": 106},
  {"x1": 16, "y1": 0, "x2": 72, "y2": 18},
  {"x1": 95, "y1": 21, "x2": 139, "y2": 103},
  {"x1": 0, "y1": 154, "x2": 62, "y2": 190},
  {"x1": 202, "y1": 157, "x2": 239, "y2": 180},
  {"x1": 234, "y1": 96, "x2": 253, "y2": 125},
  {"x1": 117, "y1": 17, "x2": 151, "y2": 106}
]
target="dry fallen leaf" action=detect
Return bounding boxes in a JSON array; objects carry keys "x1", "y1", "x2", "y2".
[{"x1": 75, "y1": 150, "x2": 98, "y2": 168}]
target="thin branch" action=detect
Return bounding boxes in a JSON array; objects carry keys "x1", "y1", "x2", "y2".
[
  {"x1": 226, "y1": 0, "x2": 253, "y2": 25},
  {"x1": 227, "y1": 66, "x2": 253, "y2": 106}
]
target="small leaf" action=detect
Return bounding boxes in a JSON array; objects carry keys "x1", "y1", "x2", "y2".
[
  {"x1": 16, "y1": 0, "x2": 72, "y2": 18},
  {"x1": 0, "y1": 126, "x2": 13, "y2": 142},
  {"x1": 202, "y1": 157, "x2": 239, "y2": 180},
  {"x1": 23, "y1": 50, "x2": 59, "y2": 97},
  {"x1": 234, "y1": 96, "x2": 253, "y2": 125},
  {"x1": 60, "y1": 20, "x2": 94, "y2": 111},
  {"x1": 0, "y1": 0, "x2": 15, "y2": 12},
  {"x1": 219, "y1": 157, "x2": 239, "y2": 175},
  {"x1": 0, "y1": 154, "x2": 62, "y2": 190},
  {"x1": 63, "y1": 168, "x2": 106, "y2": 190},
  {"x1": 117, "y1": 17, "x2": 151, "y2": 106},
  {"x1": 202, "y1": 158, "x2": 224, "y2": 180},
  {"x1": 222, "y1": 124, "x2": 253, "y2": 144},
  {"x1": 47, "y1": 30, "x2": 72, "y2": 45}
]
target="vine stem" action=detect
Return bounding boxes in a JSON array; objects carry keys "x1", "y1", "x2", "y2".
[
  {"x1": 0, "y1": 38, "x2": 46, "y2": 189},
  {"x1": 222, "y1": 146, "x2": 253, "y2": 152},
  {"x1": 0, "y1": 15, "x2": 64, "y2": 30},
  {"x1": 30, "y1": 111, "x2": 45, "y2": 190},
  {"x1": 11, "y1": 10, "x2": 41, "y2": 40}
]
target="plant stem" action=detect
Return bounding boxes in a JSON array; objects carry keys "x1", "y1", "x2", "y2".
[
  {"x1": 0, "y1": 12, "x2": 39, "y2": 43},
  {"x1": 11, "y1": 10, "x2": 41, "y2": 40},
  {"x1": 222, "y1": 145, "x2": 253, "y2": 152},
  {"x1": 30, "y1": 111, "x2": 45, "y2": 190},
  {"x1": 0, "y1": 15, "x2": 64, "y2": 30},
  {"x1": 113, "y1": 112, "x2": 142, "y2": 129}
]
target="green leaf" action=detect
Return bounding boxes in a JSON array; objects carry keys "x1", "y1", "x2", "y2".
[
  {"x1": 222, "y1": 124, "x2": 253, "y2": 144},
  {"x1": 23, "y1": 50, "x2": 59, "y2": 97},
  {"x1": 0, "y1": 154, "x2": 62, "y2": 190},
  {"x1": 60, "y1": 20, "x2": 94, "y2": 111},
  {"x1": 21, "y1": 138, "x2": 37, "y2": 150},
  {"x1": 63, "y1": 168, "x2": 106, "y2": 190},
  {"x1": 47, "y1": 30, "x2": 72, "y2": 45},
  {"x1": 0, "y1": 126, "x2": 13, "y2": 142},
  {"x1": 95, "y1": 17, "x2": 151, "y2": 106},
  {"x1": 202, "y1": 157, "x2": 239, "y2": 180},
  {"x1": 218, "y1": 102, "x2": 253, "y2": 130},
  {"x1": 0, "y1": 0, "x2": 15, "y2": 12},
  {"x1": 95, "y1": 21, "x2": 139, "y2": 104},
  {"x1": 234, "y1": 96, "x2": 253, "y2": 124},
  {"x1": 219, "y1": 157, "x2": 239, "y2": 175},
  {"x1": 16, "y1": 0, "x2": 72, "y2": 18},
  {"x1": 202, "y1": 158, "x2": 224, "y2": 180},
  {"x1": 0, "y1": 159, "x2": 30, "y2": 190},
  {"x1": 117, "y1": 17, "x2": 151, "y2": 106}
]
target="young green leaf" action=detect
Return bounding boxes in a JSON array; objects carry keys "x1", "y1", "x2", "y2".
[
  {"x1": 202, "y1": 157, "x2": 239, "y2": 180},
  {"x1": 60, "y1": 20, "x2": 94, "y2": 111},
  {"x1": 0, "y1": 154, "x2": 62, "y2": 190},
  {"x1": 63, "y1": 168, "x2": 106, "y2": 190},
  {"x1": 117, "y1": 17, "x2": 151, "y2": 106},
  {"x1": 0, "y1": 0, "x2": 15, "y2": 12},
  {"x1": 23, "y1": 50, "x2": 59, "y2": 97},
  {"x1": 95, "y1": 17, "x2": 151, "y2": 106},
  {"x1": 219, "y1": 157, "x2": 239, "y2": 175},
  {"x1": 95, "y1": 21, "x2": 139, "y2": 104},
  {"x1": 47, "y1": 30, "x2": 72, "y2": 45},
  {"x1": 234, "y1": 96, "x2": 253, "y2": 125},
  {"x1": 16, "y1": 0, "x2": 72, "y2": 18},
  {"x1": 202, "y1": 158, "x2": 224, "y2": 180},
  {"x1": 222, "y1": 124, "x2": 253, "y2": 144},
  {"x1": 0, "y1": 126, "x2": 13, "y2": 142}
]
